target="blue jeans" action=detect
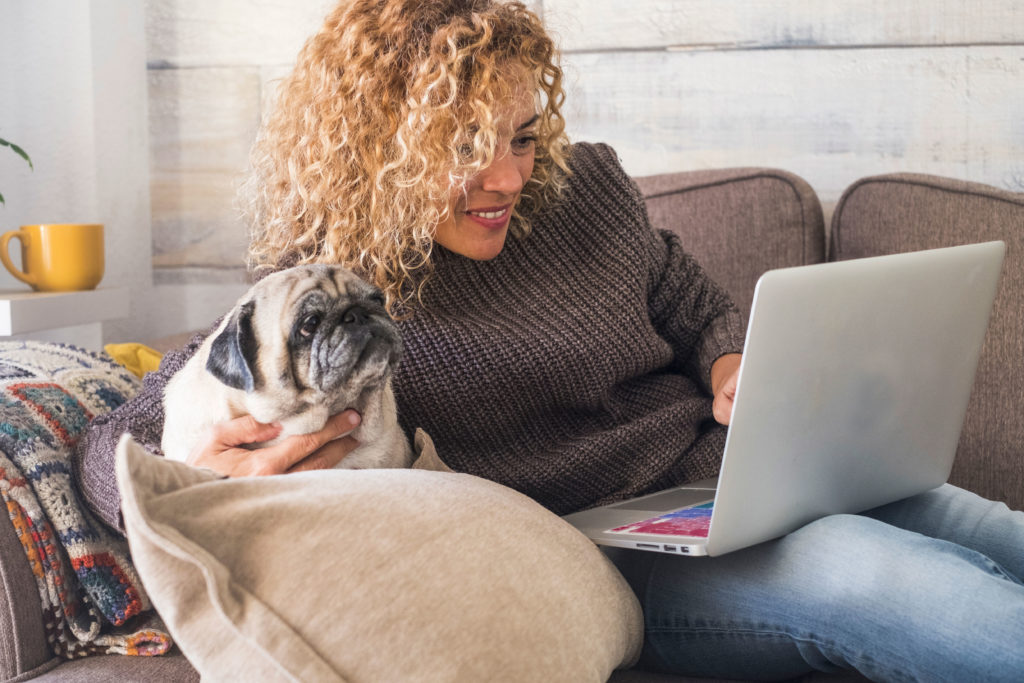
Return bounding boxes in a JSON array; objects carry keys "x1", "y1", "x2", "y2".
[{"x1": 605, "y1": 484, "x2": 1024, "y2": 682}]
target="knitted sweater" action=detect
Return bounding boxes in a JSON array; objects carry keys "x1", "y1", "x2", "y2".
[
  {"x1": 392, "y1": 143, "x2": 745, "y2": 514},
  {"x1": 73, "y1": 142, "x2": 745, "y2": 531}
]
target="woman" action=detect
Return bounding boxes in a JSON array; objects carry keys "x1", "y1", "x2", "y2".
[{"x1": 76, "y1": 1, "x2": 1024, "y2": 680}]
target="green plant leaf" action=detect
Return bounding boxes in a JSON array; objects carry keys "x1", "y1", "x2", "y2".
[
  {"x1": 0, "y1": 190, "x2": 5, "y2": 205},
  {"x1": 0, "y1": 137, "x2": 33, "y2": 170}
]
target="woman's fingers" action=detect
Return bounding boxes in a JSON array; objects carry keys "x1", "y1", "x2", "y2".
[
  {"x1": 712, "y1": 374, "x2": 738, "y2": 426},
  {"x1": 264, "y1": 410, "x2": 362, "y2": 472},
  {"x1": 209, "y1": 415, "x2": 283, "y2": 449},
  {"x1": 287, "y1": 435, "x2": 361, "y2": 473},
  {"x1": 710, "y1": 354, "x2": 742, "y2": 426},
  {"x1": 184, "y1": 410, "x2": 361, "y2": 476}
]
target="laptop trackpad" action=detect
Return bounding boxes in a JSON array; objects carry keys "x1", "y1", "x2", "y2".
[{"x1": 609, "y1": 488, "x2": 715, "y2": 512}]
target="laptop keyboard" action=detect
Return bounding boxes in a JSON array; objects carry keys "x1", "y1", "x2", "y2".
[{"x1": 609, "y1": 487, "x2": 714, "y2": 512}]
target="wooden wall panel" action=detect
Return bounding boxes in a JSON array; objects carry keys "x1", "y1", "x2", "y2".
[
  {"x1": 561, "y1": 46, "x2": 1024, "y2": 214},
  {"x1": 145, "y1": 0, "x2": 334, "y2": 67},
  {"x1": 148, "y1": 67, "x2": 260, "y2": 275},
  {"x1": 545, "y1": 0, "x2": 1024, "y2": 51},
  {"x1": 144, "y1": 0, "x2": 1023, "y2": 287},
  {"x1": 146, "y1": 0, "x2": 544, "y2": 67}
]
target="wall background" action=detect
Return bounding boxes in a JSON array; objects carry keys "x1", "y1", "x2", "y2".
[
  {"x1": 3, "y1": 1, "x2": 1022, "y2": 342},
  {"x1": 0, "y1": 1, "x2": 151, "y2": 343},
  {"x1": 549, "y1": 0, "x2": 1024, "y2": 222}
]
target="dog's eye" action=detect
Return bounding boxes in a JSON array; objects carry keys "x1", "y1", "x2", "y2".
[{"x1": 299, "y1": 314, "x2": 321, "y2": 338}]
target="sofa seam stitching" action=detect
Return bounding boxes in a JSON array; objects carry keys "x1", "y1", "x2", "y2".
[
  {"x1": 639, "y1": 171, "x2": 818, "y2": 265},
  {"x1": 832, "y1": 176, "x2": 1024, "y2": 259}
]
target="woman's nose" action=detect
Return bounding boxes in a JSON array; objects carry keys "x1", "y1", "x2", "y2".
[{"x1": 479, "y1": 150, "x2": 524, "y2": 196}]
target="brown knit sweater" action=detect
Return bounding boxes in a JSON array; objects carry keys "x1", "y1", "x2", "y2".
[{"x1": 73, "y1": 142, "x2": 745, "y2": 532}]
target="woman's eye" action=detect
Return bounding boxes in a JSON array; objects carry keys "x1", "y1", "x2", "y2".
[
  {"x1": 511, "y1": 134, "x2": 537, "y2": 154},
  {"x1": 299, "y1": 314, "x2": 321, "y2": 337}
]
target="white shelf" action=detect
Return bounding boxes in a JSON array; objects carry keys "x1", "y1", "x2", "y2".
[{"x1": 0, "y1": 288, "x2": 130, "y2": 350}]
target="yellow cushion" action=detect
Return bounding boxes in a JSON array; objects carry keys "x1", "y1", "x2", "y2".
[{"x1": 104, "y1": 342, "x2": 163, "y2": 378}]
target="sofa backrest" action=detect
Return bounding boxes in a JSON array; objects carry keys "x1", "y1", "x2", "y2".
[
  {"x1": 832, "y1": 173, "x2": 1024, "y2": 511},
  {"x1": 635, "y1": 168, "x2": 826, "y2": 323}
]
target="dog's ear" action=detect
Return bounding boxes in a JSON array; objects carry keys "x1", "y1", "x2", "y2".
[{"x1": 206, "y1": 300, "x2": 260, "y2": 392}]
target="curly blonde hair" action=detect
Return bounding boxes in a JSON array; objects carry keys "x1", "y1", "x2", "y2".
[{"x1": 241, "y1": 0, "x2": 571, "y2": 314}]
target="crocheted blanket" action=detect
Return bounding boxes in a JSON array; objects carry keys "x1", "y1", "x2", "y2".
[{"x1": 0, "y1": 341, "x2": 172, "y2": 657}]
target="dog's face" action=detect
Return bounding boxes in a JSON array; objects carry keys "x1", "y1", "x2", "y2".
[{"x1": 205, "y1": 265, "x2": 401, "y2": 406}]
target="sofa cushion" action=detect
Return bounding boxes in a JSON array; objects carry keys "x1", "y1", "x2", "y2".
[
  {"x1": 635, "y1": 168, "x2": 826, "y2": 322},
  {"x1": 116, "y1": 434, "x2": 643, "y2": 682},
  {"x1": 26, "y1": 651, "x2": 199, "y2": 682},
  {"x1": 831, "y1": 173, "x2": 1024, "y2": 511}
]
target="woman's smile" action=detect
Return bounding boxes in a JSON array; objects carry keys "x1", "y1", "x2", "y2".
[{"x1": 463, "y1": 204, "x2": 513, "y2": 229}]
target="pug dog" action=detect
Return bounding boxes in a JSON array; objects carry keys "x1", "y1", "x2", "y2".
[{"x1": 161, "y1": 264, "x2": 412, "y2": 470}]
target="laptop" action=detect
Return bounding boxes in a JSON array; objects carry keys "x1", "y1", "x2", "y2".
[{"x1": 563, "y1": 241, "x2": 1006, "y2": 557}]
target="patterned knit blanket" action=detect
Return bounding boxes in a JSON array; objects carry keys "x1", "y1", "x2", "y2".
[{"x1": 0, "y1": 341, "x2": 172, "y2": 657}]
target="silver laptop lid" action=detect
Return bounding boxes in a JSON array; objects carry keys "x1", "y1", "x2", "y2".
[{"x1": 706, "y1": 241, "x2": 1005, "y2": 555}]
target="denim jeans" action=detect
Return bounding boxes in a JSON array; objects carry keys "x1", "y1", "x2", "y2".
[{"x1": 605, "y1": 484, "x2": 1024, "y2": 682}]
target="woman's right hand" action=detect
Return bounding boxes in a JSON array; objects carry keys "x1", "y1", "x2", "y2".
[{"x1": 184, "y1": 410, "x2": 362, "y2": 477}]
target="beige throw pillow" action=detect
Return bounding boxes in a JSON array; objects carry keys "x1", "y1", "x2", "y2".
[{"x1": 116, "y1": 434, "x2": 643, "y2": 682}]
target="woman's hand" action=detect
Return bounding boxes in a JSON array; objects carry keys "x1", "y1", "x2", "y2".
[
  {"x1": 710, "y1": 354, "x2": 742, "y2": 425},
  {"x1": 184, "y1": 410, "x2": 362, "y2": 477}
]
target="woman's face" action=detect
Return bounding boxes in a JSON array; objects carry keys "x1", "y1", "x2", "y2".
[{"x1": 435, "y1": 90, "x2": 538, "y2": 261}]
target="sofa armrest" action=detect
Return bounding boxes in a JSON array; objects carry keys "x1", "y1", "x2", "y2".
[
  {"x1": 0, "y1": 504, "x2": 55, "y2": 680},
  {"x1": 634, "y1": 168, "x2": 825, "y2": 322},
  {"x1": 831, "y1": 173, "x2": 1024, "y2": 511}
]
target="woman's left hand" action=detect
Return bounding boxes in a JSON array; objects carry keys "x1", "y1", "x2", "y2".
[{"x1": 710, "y1": 353, "x2": 742, "y2": 425}]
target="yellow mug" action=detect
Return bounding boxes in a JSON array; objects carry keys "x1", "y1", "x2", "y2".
[{"x1": 0, "y1": 223, "x2": 105, "y2": 292}]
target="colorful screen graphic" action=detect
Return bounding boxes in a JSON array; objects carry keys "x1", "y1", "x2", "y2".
[{"x1": 607, "y1": 501, "x2": 713, "y2": 538}]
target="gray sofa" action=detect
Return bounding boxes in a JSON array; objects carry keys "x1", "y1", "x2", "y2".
[{"x1": 2, "y1": 167, "x2": 1020, "y2": 682}]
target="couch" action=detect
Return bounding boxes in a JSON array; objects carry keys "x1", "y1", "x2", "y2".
[{"x1": 1, "y1": 167, "x2": 1020, "y2": 682}]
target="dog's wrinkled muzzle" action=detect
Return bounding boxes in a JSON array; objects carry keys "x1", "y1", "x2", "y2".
[{"x1": 308, "y1": 312, "x2": 401, "y2": 394}]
